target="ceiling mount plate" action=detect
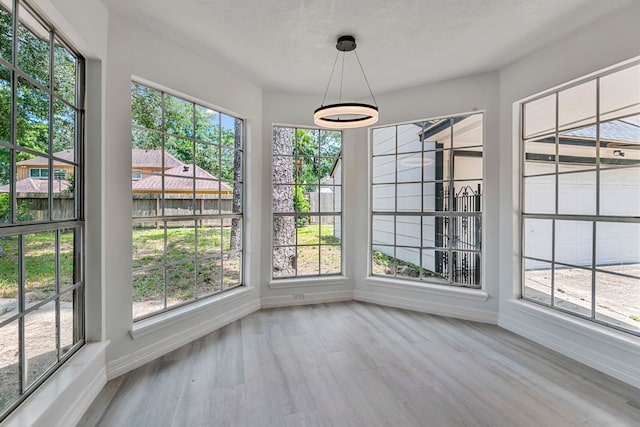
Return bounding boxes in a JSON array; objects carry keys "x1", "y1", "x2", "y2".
[{"x1": 336, "y1": 35, "x2": 356, "y2": 52}]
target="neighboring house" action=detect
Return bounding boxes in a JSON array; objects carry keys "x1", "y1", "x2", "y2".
[{"x1": 0, "y1": 148, "x2": 233, "y2": 218}]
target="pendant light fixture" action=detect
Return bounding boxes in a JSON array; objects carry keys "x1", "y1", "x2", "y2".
[{"x1": 314, "y1": 35, "x2": 379, "y2": 129}]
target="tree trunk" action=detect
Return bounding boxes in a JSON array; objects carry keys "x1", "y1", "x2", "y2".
[
  {"x1": 272, "y1": 127, "x2": 296, "y2": 276},
  {"x1": 229, "y1": 119, "x2": 243, "y2": 250}
]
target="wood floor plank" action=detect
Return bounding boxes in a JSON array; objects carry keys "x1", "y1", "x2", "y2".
[{"x1": 79, "y1": 301, "x2": 640, "y2": 427}]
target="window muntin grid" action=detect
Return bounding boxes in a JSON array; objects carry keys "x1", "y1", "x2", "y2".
[
  {"x1": 131, "y1": 82, "x2": 244, "y2": 320},
  {"x1": 0, "y1": 0, "x2": 85, "y2": 421},
  {"x1": 272, "y1": 126, "x2": 343, "y2": 279},
  {"x1": 370, "y1": 113, "x2": 484, "y2": 288},
  {"x1": 521, "y1": 61, "x2": 640, "y2": 336}
]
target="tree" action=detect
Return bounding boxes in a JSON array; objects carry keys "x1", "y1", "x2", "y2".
[
  {"x1": 229, "y1": 119, "x2": 242, "y2": 250},
  {"x1": 272, "y1": 127, "x2": 296, "y2": 276}
]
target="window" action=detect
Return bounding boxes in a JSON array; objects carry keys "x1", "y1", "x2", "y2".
[
  {"x1": 0, "y1": 0, "x2": 84, "y2": 421},
  {"x1": 131, "y1": 170, "x2": 142, "y2": 180},
  {"x1": 131, "y1": 82, "x2": 243, "y2": 320},
  {"x1": 370, "y1": 113, "x2": 484, "y2": 287},
  {"x1": 28, "y1": 168, "x2": 65, "y2": 179},
  {"x1": 29, "y1": 168, "x2": 48, "y2": 178},
  {"x1": 272, "y1": 127, "x2": 342, "y2": 278},
  {"x1": 521, "y1": 62, "x2": 640, "y2": 335}
]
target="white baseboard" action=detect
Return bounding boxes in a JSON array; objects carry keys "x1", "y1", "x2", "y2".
[
  {"x1": 261, "y1": 290, "x2": 354, "y2": 308},
  {"x1": 499, "y1": 304, "x2": 640, "y2": 390},
  {"x1": 354, "y1": 290, "x2": 498, "y2": 324},
  {"x1": 3, "y1": 342, "x2": 108, "y2": 427},
  {"x1": 106, "y1": 299, "x2": 260, "y2": 380}
]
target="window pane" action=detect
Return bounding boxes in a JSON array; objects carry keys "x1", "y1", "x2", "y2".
[
  {"x1": 53, "y1": 99, "x2": 75, "y2": 152},
  {"x1": 558, "y1": 171, "x2": 596, "y2": 215},
  {"x1": 523, "y1": 218, "x2": 552, "y2": 261},
  {"x1": 553, "y1": 265, "x2": 591, "y2": 317},
  {"x1": 0, "y1": 2, "x2": 12, "y2": 64},
  {"x1": 195, "y1": 105, "x2": 219, "y2": 143},
  {"x1": 524, "y1": 94, "x2": 556, "y2": 139},
  {"x1": 53, "y1": 39, "x2": 76, "y2": 105},
  {"x1": 557, "y1": 135, "x2": 596, "y2": 174},
  {"x1": 17, "y1": 77, "x2": 49, "y2": 154},
  {"x1": 222, "y1": 252, "x2": 241, "y2": 289},
  {"x1": 555, "y1": 220, "x2": 592, "y2": 267},
  {"x1": 164, "y1": 95, "x2": 193, "y2": 137},
  {"x1": 273, "y1": 246, "x2": 296, "y2": 278},
  {"x1": 0, "y1": 235, "x2": 18, "y2": 321},
  {"x1": 396, "y1": 183, "x2": 421, "y2": 212},
  {"x1": 600, "y1": 167, "x2": 640, "y2": 216},
  {"x1": 60, "y1": 290, "x2": 76, "y2": 353},
  {"x1": 396, "y1": 215, "x2": 420, "y2": 247},
  {"x1": 595, "y1": 272, "x2": 640, "y2": 333},
  {"x1": 297, "y1": 245, "x2": 319, "y2": 276},
  {"x1": 0, "y1": 64, "x2": 11, "y2": 143},
  {"x1": 166, "y1": 221, "x2": 195, "y2": 264},
  {"x1": 524, "y1": 138, "x2": 555, "y2": 176},
  {"x1": 0, "y1": 147, "x2": 10, "y2": 224},
  {"x1": 220, "y1": 114, "x2": 238, "y2": 148},
  {"x1": 596, "y1": 222, "x2": 640, "y2": 277},
  {"x1": 320, "y1": 215, "x2": 339, "y2": 244},
  {"x1": 273, "y1": 185, "x2": 294, "y2": 212},
  {"x1": 320, "y1": 245, "x2": 340, "y2": 274},
  {"x1": 18, "y1": 5, "x2": 50, "y2": 87},
  {"x1": 395, "y1": 247, "x2": 421, "y2": 279},
  {"x1": 132, "y1": 221, "x2": 164, "y2": 269},
  {"x1": 600, "y1": 64, "x2": 640, "y2": 122},
  {"x1": 0, "y1": 320, "x2": 19, "y2": 414},
  {"x1": 166, "y1": 261, "x2": 195, "y2": 307},
  {"x1": 397, "y1": 153, "x2": 422, "y2": 182},
  {"x1": 25, "y1": 301, "x2": 58, "y2": 387},
  {"x1": 319, "y1": 130, "x2": 341, "y2": 157},
  {"x1": 421, "y1": 248, "x2": 448, "y2": 281},
  {"x1": 197, "y1": 255, "x2": 221, "y2": 297},
  {"x1": 132, "y1": 267, "x2": 164, "y2": 319},
  {"x1": 558, "y1": 80, "x2": 597, "y2": 131},
  {"x1": 523, "y1": 259, "x2": 552, "y2": 305},
  {"x1": 197, "y1": 219, "x2": 222, "y2": 257},
  {"x1": 450, "y1": 250, "x2": 481, "y2": 286},
  {"x1": 131, "y1": 82, "x2": 162, "y2": 130},
  {"x1": 132, "y1": 128, "x2": 162, "y2": 152},
  {"x1": 373, "y1": 215, "x2": 394, "y2": 245},
  {"x1": 58, "y1": 228, "x2": 77, "y2": 290},
  {"x1": 372, "y1": 246, "x2": 394, "y2": 276},
  {"x1": 372, "y1": 155, "x2": 394, "y2": 184},
  {"x1": 397, "y1": 123, "x2": 422, "y2": 153},
  {"x1": 297, "y1": 217, "x2": 319, "y2": 245},
  {"x1": 24, "y1": 231, "x2": 56, "y2": 307},
  {"x1": 523, "y1": 175, "x2": 555, "y2": 214},
  {"x1": 452, "y1": 113, "x2": 483, "y2": 149},
  {"x1": 372, "y1": 127, "x2": 395, "y2": 156},
  {"x1": 52, "y1": 163, "x2": 75, "y2": 220}
]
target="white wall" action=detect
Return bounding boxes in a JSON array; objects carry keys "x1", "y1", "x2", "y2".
[{"x1": 499, "y1": 1, "x2": 640, "y2": 388}]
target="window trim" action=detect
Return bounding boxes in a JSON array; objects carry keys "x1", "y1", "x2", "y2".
[
  {"x1": 130, "y1": 80, "x2": 245, "y2": 322},
  {"x1": 0, "y1": 0, "x2": 85, "y2": 421},
  {"x1": 519, "y1": 59, "x2": 640, "y2": 337},
  {"x1": 369, "y1": 112, "x2": 485, "y2": 289},
  {"x1": 271, "y1": 125, "x2": 344, "y2": 280}
]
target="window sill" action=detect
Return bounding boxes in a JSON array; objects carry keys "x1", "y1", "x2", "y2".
[
  {"x1": 365, "y1": 276, "x2": 489, "y2": 302},
  {"x1": 269, "y1": 275, "x2": 349, "y2": 289},
  {"x1": 130, "y1": 287, "x2": 253, "y2": 340}
]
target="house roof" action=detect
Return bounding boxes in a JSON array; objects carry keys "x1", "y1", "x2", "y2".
[
  {"x1": 565, "y1": 115, "x2": 640, "y2": 143},
  {"x1": 132, "y1": 149, "x2": 183, "y2": 169},
  {"x1": 132, "y1": 164, "x2": 233, "y2": 193},
  {"x1": 16, "y1": 149, "x2": 75, "y2": 166},
  {"x1": 0, "y1": 178, "x2": 70, "y2": 193}
]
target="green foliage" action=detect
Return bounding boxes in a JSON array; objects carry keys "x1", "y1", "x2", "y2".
[
  {"x1": 65, "y1": 172, "x2": 74, "y2": 193},
  {"x1": 0, "y1": 192, "x2": 33, "y2": 222},
  {"x1": 293, "y1": 184, "x2": 310, "y2": 226}
]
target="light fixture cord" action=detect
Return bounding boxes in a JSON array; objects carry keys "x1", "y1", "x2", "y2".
[
  {"x1": 320, "y1": 51, "x2": 340, "y2": 107},
  {"x1": 354, "y1": 50, "x2": 378, "y2": 107},
  {"x1": 339, "y1": 51, "x2": 345, "y2": 104}
]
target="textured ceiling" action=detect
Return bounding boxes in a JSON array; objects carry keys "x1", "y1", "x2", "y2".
[{"x1": 103, "y1": 0, "x2": 631, "y2": 98}]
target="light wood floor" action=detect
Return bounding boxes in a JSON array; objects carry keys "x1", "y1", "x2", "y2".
[{"x1": 79, "y1": 302, "x2": 640, "y2": 427}]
